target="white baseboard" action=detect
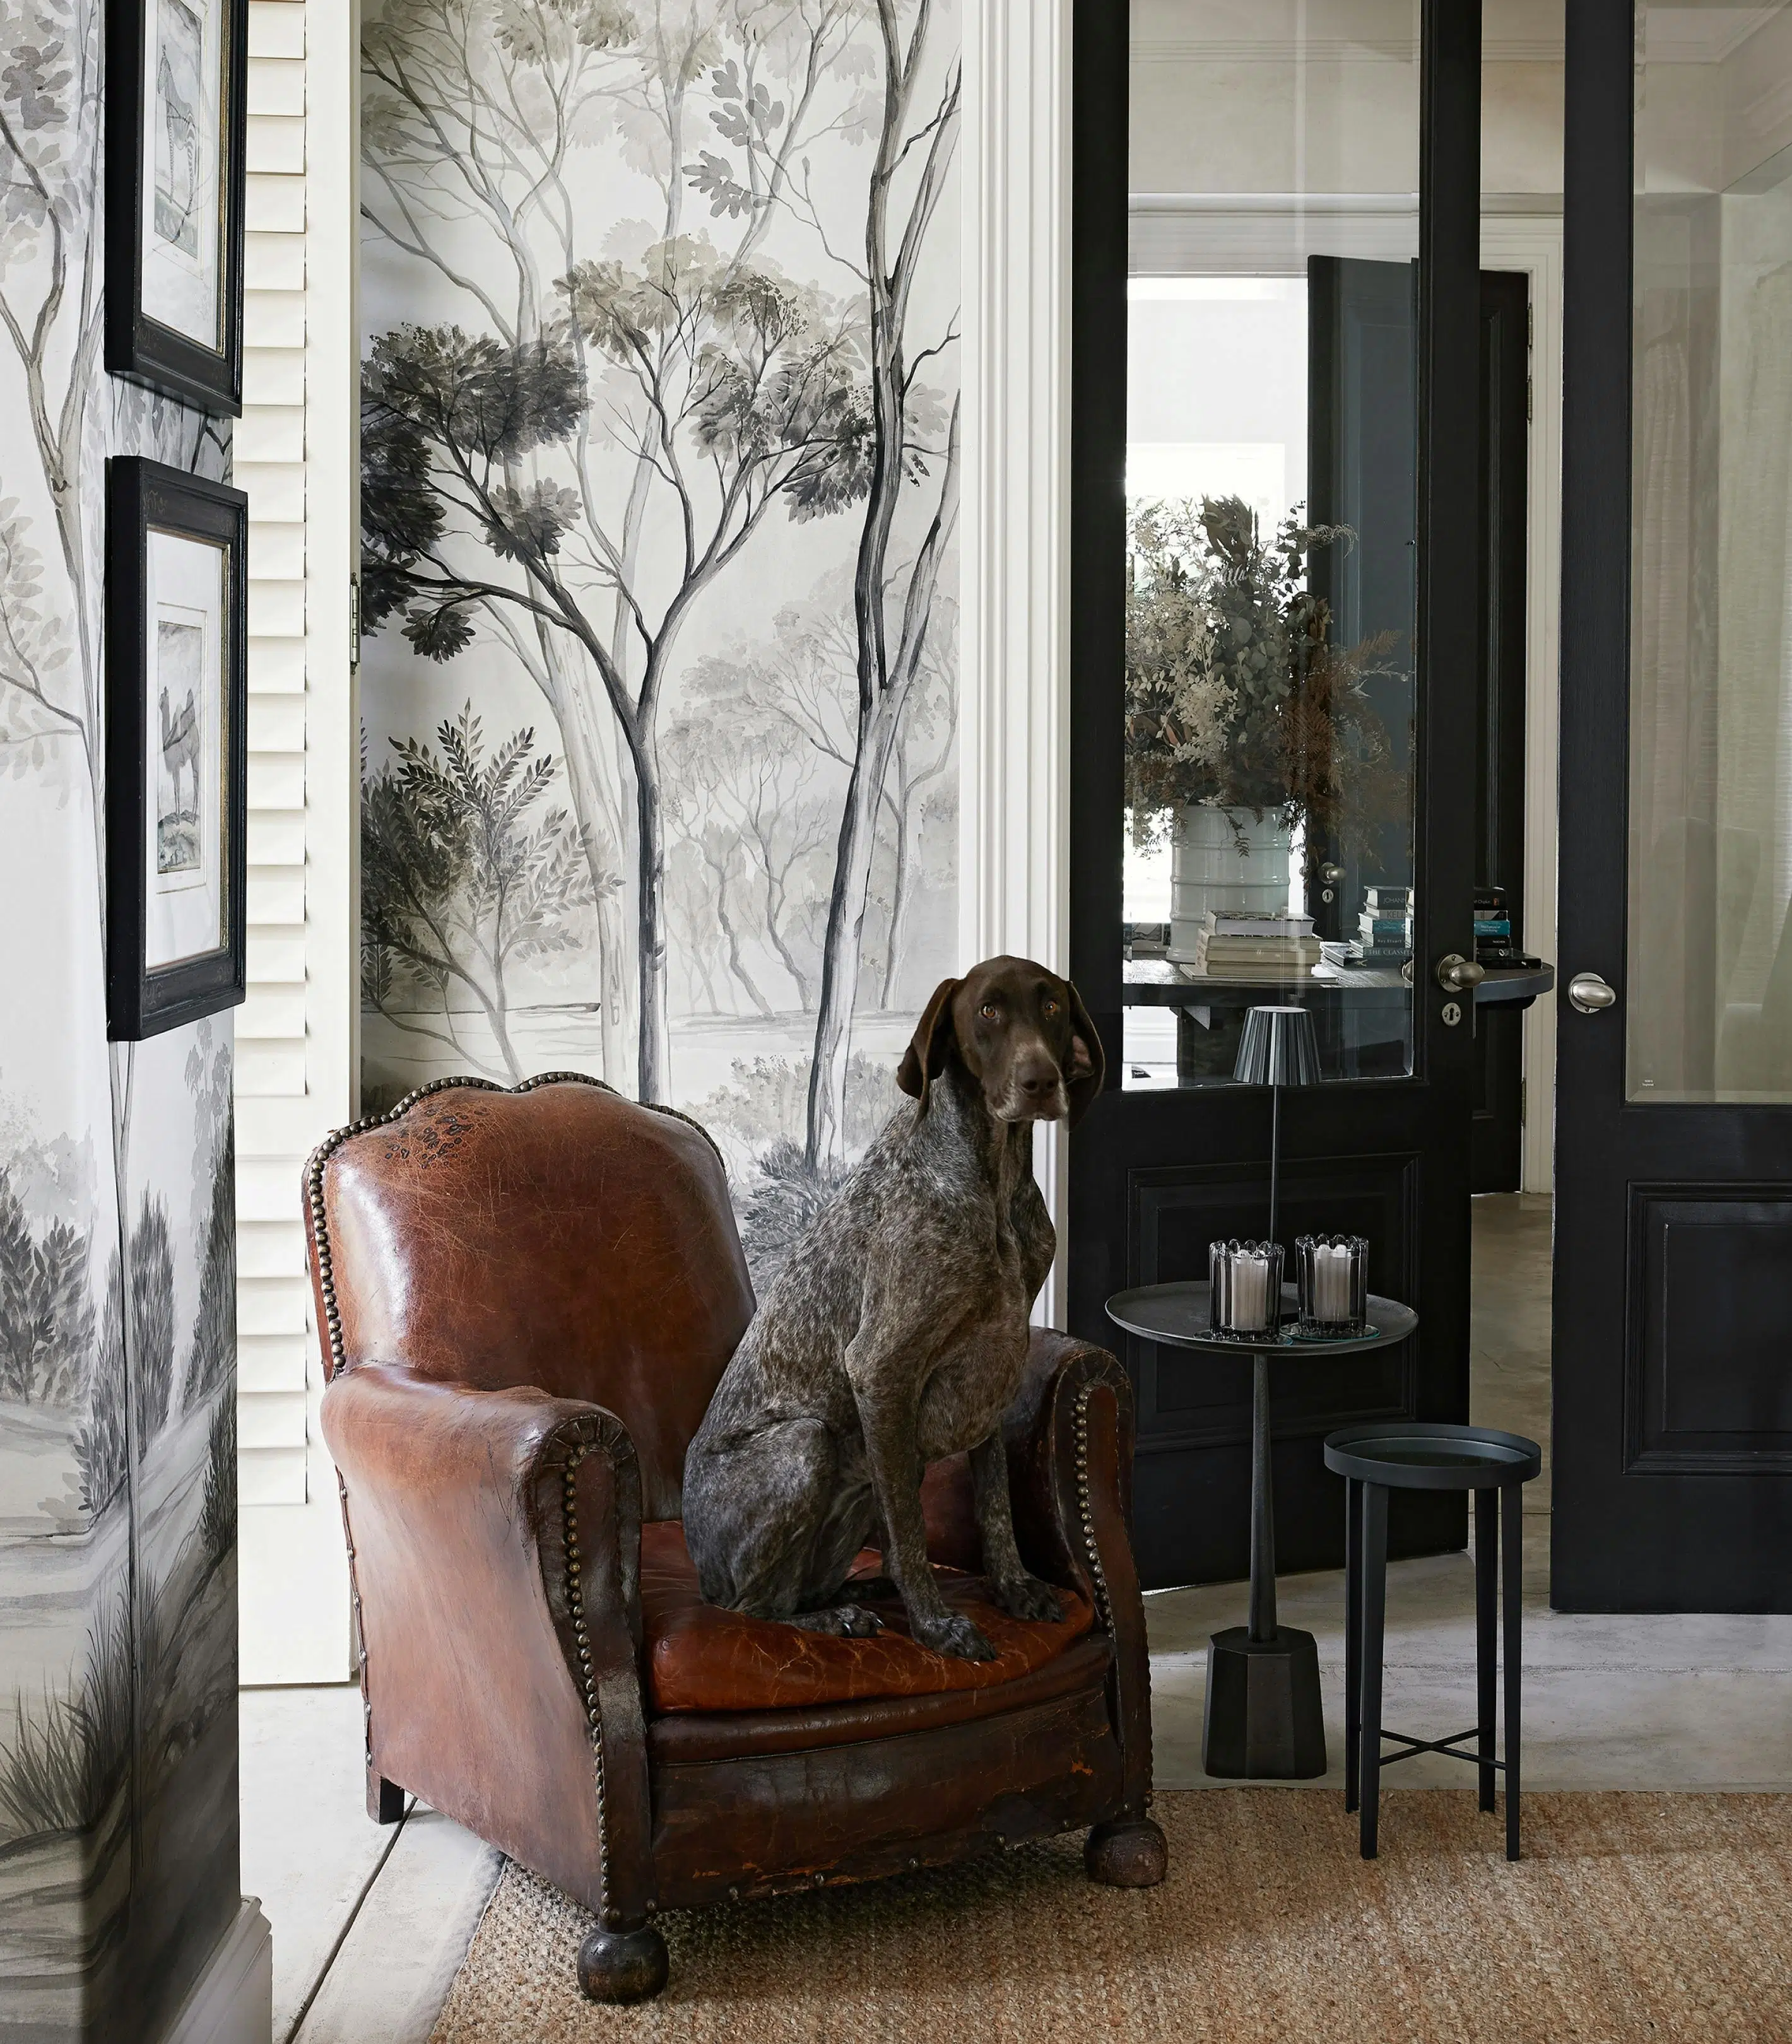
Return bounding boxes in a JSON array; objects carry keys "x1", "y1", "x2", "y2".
[{"x1": 160, "y1": 1898, "x2": 274, "y2": 2044}]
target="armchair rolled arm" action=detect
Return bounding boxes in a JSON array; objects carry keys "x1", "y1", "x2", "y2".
[
  {"x1": 1003, "y1": 1329, "x2": 1153, "y2": 1819},
  {"x1": 322, "y1": 1365, "x2": 655, "y2": 1926}
]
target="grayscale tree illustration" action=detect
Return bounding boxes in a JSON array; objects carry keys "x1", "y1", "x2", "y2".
[
  {"x1": 0, "y1": 0, "x2": 242, "y2": 2020},
  {"x1": 362, "y1": 708, "x2": 598, "y2": 1081},
  {"x1": 360, "y1": 0, "x2": 961, "y2": 1168}
]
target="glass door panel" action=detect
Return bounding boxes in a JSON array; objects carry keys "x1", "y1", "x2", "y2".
[
  {"x1": 1627, "y1": 1, "x2": 1792, "y2": 1103},
  {"x1": 1123, "y1": 1, "x2": 1421, "y2": 1091}
]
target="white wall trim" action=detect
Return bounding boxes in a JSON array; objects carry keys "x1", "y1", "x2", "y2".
[
  {"x1": 1480, "y1": 214, "x2": 1563, "y2": 1198},
  {"x1": 237, "y1": 0, "x2": 358, "y2": 1684},
  {"x1": 158, "y1": 1901, "x2": 273, "y2": 2044},
  {"x1": 961, "y1": 0, "x2": 1073, "y2": 1319}
]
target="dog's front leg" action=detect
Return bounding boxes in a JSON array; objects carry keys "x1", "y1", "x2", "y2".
[
  {"x1": 969, "y1": 1431, "x2": 1064, "y2": 1624},
  {"x1": 851, "y1": 1373, "x2": 998, "y2": 1662}
]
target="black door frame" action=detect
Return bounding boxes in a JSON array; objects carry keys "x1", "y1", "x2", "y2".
[
  {"x1": 1472, "y1": 269, "x2": 1532, "y2": 1195},
  {"x1": 1067, "y1": 1, "x2": 1487, "y2": 1589},
  {"x1": 1553, "y1": 0, "x2": 1792, "y2": 1612}
]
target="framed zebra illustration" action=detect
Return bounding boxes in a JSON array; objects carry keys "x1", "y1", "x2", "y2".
[
  {"x1": 105, "y1": 0, "x2": 248, "y2": 411},
  {"x1": 105, "y1": 459, "x2": 249, "y2": 1038}
]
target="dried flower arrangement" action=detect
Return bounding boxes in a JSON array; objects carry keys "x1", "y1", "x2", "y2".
[{"x1": 1124, "y1": 495, "x2": 1410, "y2": 859}]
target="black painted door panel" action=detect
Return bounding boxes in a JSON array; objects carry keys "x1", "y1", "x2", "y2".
[
  {"x1": 1553, "y1": 0, "x2": 1792, "y2": 1611},
  {"x1": 1068, "y1": 3, "x2": 1485, "y2": 1591}
]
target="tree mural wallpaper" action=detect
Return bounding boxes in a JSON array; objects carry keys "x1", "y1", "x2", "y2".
[
  {"x1": 359, "y1": 0, "x2": 962, "y2": 1243},
  {"x1": 0, "y1": 0, "x2": 240, "y2": 2031}
]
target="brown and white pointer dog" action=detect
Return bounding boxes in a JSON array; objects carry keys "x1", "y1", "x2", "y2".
[{"x1": 683, "y1": 956, "x2": 1105, "y2": 1660}]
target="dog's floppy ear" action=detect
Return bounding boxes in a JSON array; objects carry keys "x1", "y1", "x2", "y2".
[
  {"x1": 897, "y1": 977, "x2": 962, "y2": 1108},
  {"x1": 1064, "y1": 980, "x2": 1107, "y2": 1129}
]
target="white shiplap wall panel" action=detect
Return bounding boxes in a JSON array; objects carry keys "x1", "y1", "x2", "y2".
[{"x1": 237, "y1": 0, "x2": 357, "y2": 1681}]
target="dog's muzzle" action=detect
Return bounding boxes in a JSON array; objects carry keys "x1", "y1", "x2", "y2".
[{"x1": 994, "y1": 1079, "x2": 1071, "y2": 1124}]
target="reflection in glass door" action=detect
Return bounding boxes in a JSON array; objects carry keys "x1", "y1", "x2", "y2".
[
  {"x1": 1628, "y1": 0, "x2": 1792, "y2": 1103},
  {"x1": 1070, "y1": 0, "x2": 1487, "y2": 1592},
  {"x1": 1123, "y1": 4, "x2": 1420, "y2": 1092}
]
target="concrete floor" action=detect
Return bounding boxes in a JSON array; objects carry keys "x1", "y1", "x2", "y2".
[{"x1": 243, "y1": 1195, "x2": 1792, "y2": 2038}]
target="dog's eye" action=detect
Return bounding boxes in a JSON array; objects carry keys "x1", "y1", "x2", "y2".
[
  {"x1": 1042, "y1": 999, "x2": 1060, "y2": 1017},
  {"x1": 979, "y1": 1001, "x2": 999, "y2": 1020}
]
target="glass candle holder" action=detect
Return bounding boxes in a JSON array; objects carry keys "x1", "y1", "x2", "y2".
[
  {"x1": 1295, "y1": 1233, "x2": 1369, "y2": 1336},
  {"x1": 1208, "y1": 1240, "x2": 1285, "y2": 1337}
]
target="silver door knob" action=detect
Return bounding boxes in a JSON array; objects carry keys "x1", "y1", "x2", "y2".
[
  {"x1": 1320, "y1": 862, "x2": 1345, "y2": 885},
  {"x1": 1435, "y1": 952, "x2": 1486, "y2": 994},
  {"x1": 1568, "y1": 972, "x2": 1616, "y2": 1013}
]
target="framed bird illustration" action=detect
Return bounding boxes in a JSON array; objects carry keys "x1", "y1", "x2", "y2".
[
  {"x1": 105, "y1": 458, "x2": 249, "y2": 1039},
  {"x1": 105, "y1": 0, "x2": 249, "y2": 411}
]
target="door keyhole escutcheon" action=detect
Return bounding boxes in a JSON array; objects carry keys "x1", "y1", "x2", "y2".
[
  {"x1": 1441, "y1": 1000, "x2": 1463, "y2": 1028},
  {"x1": 1568, "y1": 973, "x2": 1617, "y2": 1014}
]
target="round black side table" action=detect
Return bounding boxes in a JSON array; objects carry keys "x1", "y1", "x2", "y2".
[
  {"x1": 1324, "y1": 1421, "x2": 1542, "y2": 1862},
  {"x1": 1104, "y1": 1281, "x2": 1418, "y2": 1780}
]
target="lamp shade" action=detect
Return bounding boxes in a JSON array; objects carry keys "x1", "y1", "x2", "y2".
[{"x1": 1234, "y1": 1005, "x2": 1321, "y2": 1087}]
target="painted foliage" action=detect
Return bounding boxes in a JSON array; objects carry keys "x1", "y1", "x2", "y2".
[
  {"x1": 359, "y1": 0, "x2": 962, "y2": 1254},
  {"x1": 0, "y1": 0, "x2": 239, "y2": 2035}
]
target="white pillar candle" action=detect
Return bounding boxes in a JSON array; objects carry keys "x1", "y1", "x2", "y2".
[
  {"x1": 1229, "y1": 1250, "x2": 1272, "y2": 1330},
  {"x1": 1313, "y1": 1243, "x2": 1353, "y2": 1323}
]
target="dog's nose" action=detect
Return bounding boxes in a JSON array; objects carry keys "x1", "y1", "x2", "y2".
[{"x1": 1015, "y1": 1057, "x2": 1060, "y2": 1099}]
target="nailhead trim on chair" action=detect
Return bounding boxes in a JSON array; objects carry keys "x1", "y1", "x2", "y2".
[
  {"x1": 1072, "y1": 1381, "x2": 1114, "y2": 1633},
  {"x1": 1073, "y1": 1370, "x2": 1154, "y2": 1816},
  {"x1": 305, "y1": 1070, "x2": 721, "y2": 1849},
  {"x1": 560, "y1": 1435, "x2": 620, "y2": 1924}
]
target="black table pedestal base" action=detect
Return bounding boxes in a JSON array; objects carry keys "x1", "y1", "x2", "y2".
[{"x1": 1201, "y1": 1624, "x2": 1328, "y2": 1779}]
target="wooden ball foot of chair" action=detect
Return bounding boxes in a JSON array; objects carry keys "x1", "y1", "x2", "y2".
[
  {"x1": 1085, "y1": 1816, "x2": 1169, "y2": 1888},
  {"x1": 577, "y1": 1923, "x2": 668, "y2": 2003}
]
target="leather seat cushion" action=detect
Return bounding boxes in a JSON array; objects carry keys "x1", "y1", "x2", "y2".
[{"x1": 641, "y1": 1520, "x2": 1095, "y2": 1713}]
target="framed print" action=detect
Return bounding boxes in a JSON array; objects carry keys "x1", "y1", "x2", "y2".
[
  {"x1": 105, "y1": 0, "x2": 247, "y2": 413},
  {"x1": 106, "y1": 459, "x2": 248, "y2": 1039}
]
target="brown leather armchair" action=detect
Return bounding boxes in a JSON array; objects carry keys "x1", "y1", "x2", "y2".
[{"x1": 305, "y1": 1074, "x2": 1165, "y2": 2002}]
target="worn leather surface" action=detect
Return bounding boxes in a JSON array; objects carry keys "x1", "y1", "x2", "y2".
[
  {"x1": 651, "y1": 1684, "x2": 1123, "y2": 1909},
  {"x1": 315, "y1": 1081, "x2": 752, "y2": 1518},
  {"x1": 321, "y1": 1363, "x2": 639, "y2": 1918},
  {"x1": 646, "y1": 1631, "x2": 1112, "y2": 1761},
  {"x1": 640, "y1": 1519, "x2": 1093, "y2": 1713}
]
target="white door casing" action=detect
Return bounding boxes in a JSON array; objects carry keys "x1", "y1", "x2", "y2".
[
  {"x1": 961, "y1": 0, "x2": 1075, "y2": 1321},
  {"x1": 236, "y1": 0, "x2": 357, "y2": 1685}
]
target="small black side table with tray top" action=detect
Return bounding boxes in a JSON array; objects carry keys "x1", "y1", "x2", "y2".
[
  {"x1": 1104, "y1": 1280, "x2": 1418, "y2": 1779},
  {"x1": 1324, "y1": 1421, "x2": 1543, "y2": 1861}
]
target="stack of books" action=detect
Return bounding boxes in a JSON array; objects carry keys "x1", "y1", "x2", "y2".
[
  {"x1": 1356, "y1": 886, "x2": 1413, "y2": 963},
  {"x1": 1475, "y1": 888, "x2": 1512, "y2": 963},
  {"x1": 1474, "y1": 885, "x2": 1541, "y2": 969},
  {"x1": 1193, "y1": 910, "x2": 1322, "y2": 978}
]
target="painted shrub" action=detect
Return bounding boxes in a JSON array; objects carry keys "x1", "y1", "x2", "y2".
[
  {"x1": 358, "y1": 0, "x2": 962, "y2": 1254},
  {"x1": 0, "y1": 0, "x2": 240, "y2": 2035}
]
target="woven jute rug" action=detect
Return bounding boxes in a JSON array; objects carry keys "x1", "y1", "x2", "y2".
[{"x1": 430, "y1": 1791, "x2": 1792, "y2": 2043}]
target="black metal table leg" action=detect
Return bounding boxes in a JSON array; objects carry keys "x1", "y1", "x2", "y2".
[
  {"x1": 1345, "y1": 1474, "x2": 1362, "y2": 1813},
  {"x1": 1475, "y1": 1486, "x2": 1498, "y2": 1813},
  {"x1": 1247, "y1": 1352, "x2": 1276, "y2": 1642},
  {"x1": 1358, "y1": 1481, "x2": 1388, "y2": 1859},
  {"x1": 1502, "y1": 1479, "x2": 1523, "y2": 1861},
  {"x1": 1201, "y1": 1346, "x2": 1326, "y2": 1780}
]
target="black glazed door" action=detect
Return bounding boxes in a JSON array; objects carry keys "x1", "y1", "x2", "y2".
[
  {"x1": 1472, "y1": 270, "x2": 1531, "y2": 1195},
  {"x1": 1553, "y1": 0, "x2": 1792, "y2": 1612},
  {"x1": 1068, "y1": 1, "x2": 1487, "y2": 1593}
]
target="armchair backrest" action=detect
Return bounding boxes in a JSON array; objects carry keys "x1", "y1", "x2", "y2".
[{"x1": 304, "y1": 1075, "x2": 754, "y2": 1517}]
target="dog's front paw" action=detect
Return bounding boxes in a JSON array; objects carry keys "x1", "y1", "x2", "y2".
[
  {"x1": 913, "y1": 1610, "x2": 999, "y2": 1661},
  {"x1": 789, "y1": 1603, "x2": 885, "y2": 1638},
  {"x1": 991, "y1": 1573, "x2": 1064, "y2": 1624}
]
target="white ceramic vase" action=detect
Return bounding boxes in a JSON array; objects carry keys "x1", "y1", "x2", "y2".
[{"x1": 1168, "y1": 803, "x2": 1294, "y2": 963}]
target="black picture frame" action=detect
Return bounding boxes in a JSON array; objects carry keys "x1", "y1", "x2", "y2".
[
  {"x1": 105, "y1": 458, "x2": 249, "y2": 1040},
  {"x1": 105, "y1": 0, "x2": 248, "y2": 414}
]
